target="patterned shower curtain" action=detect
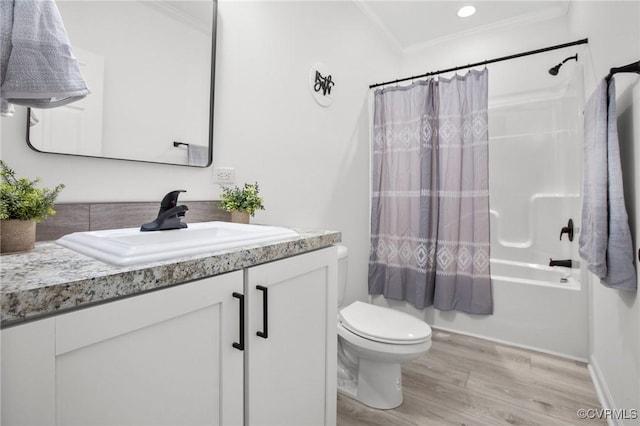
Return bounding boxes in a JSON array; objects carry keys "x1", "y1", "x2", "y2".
[{"x1": 369, "y1": 69, "x2": 492, "y2": 315}]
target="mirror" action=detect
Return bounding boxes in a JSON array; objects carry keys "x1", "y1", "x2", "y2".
[{"x1": 26, "y1": 0, "x2": 216, "y2": 167}]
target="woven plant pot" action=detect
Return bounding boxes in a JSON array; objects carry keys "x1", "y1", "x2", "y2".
[
  {"x1": 1, "y1": 219, "x2": 36, "y2": 253},
  {"x1": 231, "y1": 211, "x2": 250, "y2": 224}
]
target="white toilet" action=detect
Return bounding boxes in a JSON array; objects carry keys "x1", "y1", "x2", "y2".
[{"x1": 336, "y1": 245, "x2": 432, "y2": 409}]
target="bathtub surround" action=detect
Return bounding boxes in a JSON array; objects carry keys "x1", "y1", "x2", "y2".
[
  {"x1": 369, "y1": 69, "x2": 492, "y2": 315},
  {"x1": 580, "y1": 77, "x2": 636, "y2": 291},
  {"x1": 0, "y1": 0, "x2": 89, "y2": 112}
]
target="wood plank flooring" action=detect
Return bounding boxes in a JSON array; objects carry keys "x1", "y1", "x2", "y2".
[{"x1": 337, "y1": 329, "x2": 603, "y2": 426}]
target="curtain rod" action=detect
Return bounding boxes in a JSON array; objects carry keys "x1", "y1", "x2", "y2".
[
  {"x1": 369, "y1": 38, "x2": 589, "y2": 89},
  {"x1": 606, "y1": 60, "x2": 640, "y2": 81}
]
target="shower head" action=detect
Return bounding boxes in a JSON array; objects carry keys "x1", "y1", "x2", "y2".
[{"x1": 548, "y1": 54, "x2": 578, "y2": 76}]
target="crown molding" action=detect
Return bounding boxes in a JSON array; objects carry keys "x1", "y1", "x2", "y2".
[
  {"x1": 352, "y1": 0, "x2": 404, "y2": 55},
  {"x1": 142, "y1": 1, "x2": 213, "y2": 36}
]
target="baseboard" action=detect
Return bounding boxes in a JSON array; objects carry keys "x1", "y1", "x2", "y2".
[
  {"x1": 430, "y1": 325, "x2": 589, "y2": 363},
  {"x1": 588, "y1": 355, "x2": 619, "y2": 426}
]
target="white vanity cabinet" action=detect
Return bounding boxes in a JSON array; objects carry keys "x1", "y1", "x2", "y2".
[
  {"x1": 246, "y1": 246, "x2": 337, "y2": 426},
  {"x1": 2, "y1": 271, "x2": 244, "y2": 426},
  {"x1": 1, "y1": 246, "x2": 337, "y2": 426},
  {"x1": 1, "y1": 318, "x2": 56, "y2": 425}
]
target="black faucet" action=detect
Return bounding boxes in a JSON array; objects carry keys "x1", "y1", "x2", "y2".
[
  {"x1": 549, "y1": 258, "x2": 572, "y2": 268},
  {"x1": 140, "y1": 190, "x2": 189, "y2": 231}
]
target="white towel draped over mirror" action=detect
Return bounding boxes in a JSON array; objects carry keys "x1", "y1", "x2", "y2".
[
  {"x1": 0, "y1": 0, "x2": 89, "y2": 115},
  {"x1": 188, "y1": 144, "x2": 209, "y2": 167}
]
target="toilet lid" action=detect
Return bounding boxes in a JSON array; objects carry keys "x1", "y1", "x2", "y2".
[{"x1": 339, "y1": 301, "x2": 432, "y2": 344}]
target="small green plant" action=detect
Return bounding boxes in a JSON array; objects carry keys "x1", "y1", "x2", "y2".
[
  {"x1": 0, "y1": 160, "x2": 65, "y2": 222},
  {"x1": 220, "y1": 182, "x2": 265, "y2": 216}
]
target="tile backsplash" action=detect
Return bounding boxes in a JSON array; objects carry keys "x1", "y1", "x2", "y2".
[{"x1": 37, "y1": 201, "x2": 231, "y2": 241}]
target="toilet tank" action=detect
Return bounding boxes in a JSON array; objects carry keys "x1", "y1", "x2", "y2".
[{"x1": 337, "y1": 245, "x2": 348, "y2": 307}]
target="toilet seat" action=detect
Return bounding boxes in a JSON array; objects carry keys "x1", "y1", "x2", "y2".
[{"x1": 339, "y1": 301, "x2": 432, "y2": 345}]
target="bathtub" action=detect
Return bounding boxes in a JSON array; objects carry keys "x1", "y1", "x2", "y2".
[
  {"x1": 373, "y1": 257, "x2": 588, "y2": 360},
  {"x1": 490, "y1": 258, "x2": 580, "y2": 290}
]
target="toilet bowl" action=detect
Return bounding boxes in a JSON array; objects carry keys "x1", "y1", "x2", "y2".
[{"x1": 336, "y1": 246, "x2": 432, "y2": 409}]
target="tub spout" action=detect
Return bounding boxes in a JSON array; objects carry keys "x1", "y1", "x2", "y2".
[{"x1": 549, "y1": 258, "x2": 572, "y2": 268}]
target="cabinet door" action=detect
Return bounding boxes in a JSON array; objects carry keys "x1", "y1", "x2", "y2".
[
  {"x1": 54, "y1": 271, "x2": 244, "y2": 426},
  {"x1": 245, "y1": 247, "x2": 337, "y2": 426},
  {"x1": 1, "y1": 318, "x2": 56, "y2": 426}
]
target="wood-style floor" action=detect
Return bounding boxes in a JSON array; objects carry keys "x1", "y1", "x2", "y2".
[{"x1": 337, "y1": 329, "x2": 604, "y2": 425}]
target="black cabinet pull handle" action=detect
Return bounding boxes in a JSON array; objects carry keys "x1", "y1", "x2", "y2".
[
  {"x1": 232, "y1": 292, "x2": 244, "y2": 351},
  {"x1": 256, "y1": 285, "x2": 268, "y2": 339}
]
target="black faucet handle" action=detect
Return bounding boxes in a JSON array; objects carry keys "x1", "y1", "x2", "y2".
[
  {"x1": 559, "y1": 218, "x2": 574, "y2": 241},
  {"x1": 160, "y1": 190, "x2": 186, "y2": 210}
]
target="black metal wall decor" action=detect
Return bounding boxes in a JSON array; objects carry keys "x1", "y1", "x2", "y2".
[
  {"x1": 309, "y1": 62, "x2": 335, "y2": 107},
  {"x1": 314, "y1": 70, "x2": 334, "y2": 96}
]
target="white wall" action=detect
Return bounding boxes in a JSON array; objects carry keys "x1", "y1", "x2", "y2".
[
  {"x1": 569, "y1": 2, "x2": 640, "y2": 423},
  {"x1": 0, "y1": 1, "x2": 400, "y2": 306},
  {"x1": 212, "y1": 0, "x2": 400, "y2": 305}
]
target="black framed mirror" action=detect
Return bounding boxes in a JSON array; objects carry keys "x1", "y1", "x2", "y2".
[{"x1": 26, "y1": 0, "x2": 216, "y2": 167}]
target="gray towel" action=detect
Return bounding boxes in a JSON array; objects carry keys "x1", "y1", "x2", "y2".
[
  {"x1": 579, "y1": 78, "x2": 636, "y2": 290},
  {"x1": 0, "y1": 0, "x2": 14, "y2": 115},
  {"x1": 0, "y1": 0, "x2": 89, "y2": 111}
]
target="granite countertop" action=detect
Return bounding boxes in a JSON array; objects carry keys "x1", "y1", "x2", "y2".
[{"x1": 1, "y1": 228, "x2": 341, "y2": 328}]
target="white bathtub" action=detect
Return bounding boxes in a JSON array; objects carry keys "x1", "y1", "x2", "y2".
[
  {"x1": 374, "y1": 257, "x2": 588, "y2": 359},
  {"x1": 490, "y1": 258, "x2": 580, "y2": 290}
]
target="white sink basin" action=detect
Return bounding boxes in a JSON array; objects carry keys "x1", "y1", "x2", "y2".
[{"x1": 56, "y1": 221, "x2": 300, "y2": 266}]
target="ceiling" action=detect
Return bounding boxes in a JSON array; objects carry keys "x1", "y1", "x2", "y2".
[
  {"x1": 356, "y1": 1, "x2": 569, "y2": 52},
  {"x1": 149, "y1": 1, "x2": 214, "y2": 35}
]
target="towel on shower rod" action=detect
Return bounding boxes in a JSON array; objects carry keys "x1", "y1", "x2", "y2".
[
  {"x1": 579, "y1": 78, "x2": 636, "y2": 290},
  {"x1": 0, "y1": 0, "x2": 89, "y2": 114}
]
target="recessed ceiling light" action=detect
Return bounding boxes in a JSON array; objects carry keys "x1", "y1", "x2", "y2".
[{"x1": 458, "y1": 5, "x2": 476, "y2": 18}]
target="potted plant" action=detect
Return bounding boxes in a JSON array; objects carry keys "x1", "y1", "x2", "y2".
[
  {"x1": 0, "y1": 161, "x2": 64, "y2": 253},
  {"x1": 220, "y1": 182, "x2": 265, "y2": 224}
]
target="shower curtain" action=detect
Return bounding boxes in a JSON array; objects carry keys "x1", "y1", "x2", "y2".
[{"x1": 369, "y1": 69, "x2": 492, "y2": 314}]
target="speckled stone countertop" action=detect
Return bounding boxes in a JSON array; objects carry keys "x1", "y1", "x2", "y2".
[{"x1": 1, "y1": 228, "x2": 341, "y2": 328}]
